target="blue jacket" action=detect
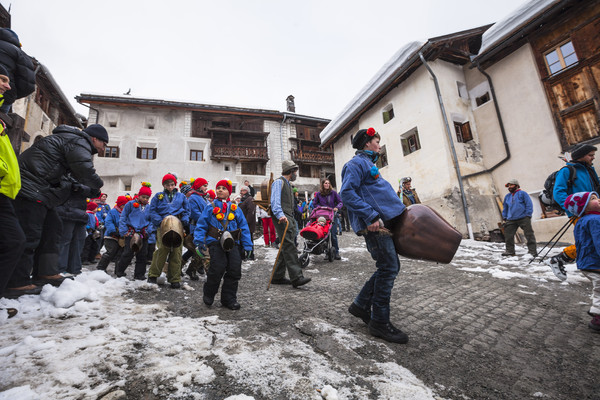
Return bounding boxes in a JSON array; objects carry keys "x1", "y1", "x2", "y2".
[
  {"x1": 188, "y1": 191, "x2": 210, "y2": 229},
  {"x1": 502, "y1": 190, "x2": 532, "y2": 220},
  {"x1": 193, "y1": 199, "x2": 253, "y2": 251},
  {"x1": 104, "y1": 207, "x2": 122, "y2": 237},
  {"x1": 119, "y1": 200, "x2": 151, "y2": 236},
  {"x1": 573, "y1": 213, "x2": 600, "y2": 271},
  {"x1": 554, "y1": 162, "x2": 600, "y2": 215},
  {"x1": 340, "y1": 152, "x2": 406, "y2": 233},
  {"x1": 95, "y1": 203, "x2": 110, "y2": 223},
  {"x1": 149, "y1": 189, "x2": 190, "y2": 228},
  {"x1": 86, "y1": 211, "x2": 98, "y2": 231}
]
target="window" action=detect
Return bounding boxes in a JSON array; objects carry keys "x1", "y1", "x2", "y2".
[
  {"x1": 383, "y1": 104, "x2": 394, "y2": 124},
  {"x1": 137, "y1": 147, "x2": 157, "y2": 160},
  {"x1": 145, "y1": 116, "x2": 156, "y2": 130},
  {"x1": 457, "y1": 82, "x2": 468, "y2": 99},
  {"x1": 241, "y1": 162, "x2": 266, "y2": 175},
  {"x1": 453, "y1": 121, "x2": 473, "y2": 143},
  {"x1": 101, "y1": 146, "x2": 120, "y2": 158},
  {"x1": 400, "y1": 128, "x2": 421, "y2": 156},
  {"x1": 545, "y1": 41, "x2": 578, "y2": 75},
  {"x1": 476, "y1": 92, "x2": 490, "y2": 107},
  {"x1": 376, "y1": 145, "x2": 388, "y2": 168},
  {"x1": 109, "y1": 121, "x2": 117, "y2": 128},
  {"x1": 190, "y1": 149, "x2": 203, "y2": 161}
]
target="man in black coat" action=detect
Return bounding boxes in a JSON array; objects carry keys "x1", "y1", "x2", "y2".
[
  {"x1": 4, "y1": 124, "x2": 106, "y2": 297},
  {"x1": 0, "y1": 28, "x2": 35, "y2": 110}
]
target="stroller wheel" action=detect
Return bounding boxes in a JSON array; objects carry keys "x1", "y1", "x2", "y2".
[
  {"x1": 327, "y1": 247, "x2": 335, "y2": 262},
  {"x1": 299, "y1": 252, "x2": 310, "y2": 268}
]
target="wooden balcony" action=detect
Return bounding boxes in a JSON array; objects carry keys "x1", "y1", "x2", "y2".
[
  {"x1": 211, "y1": 144, "x2": 269, "y2": 162},
  {"x1": 290, "y1": 149, "x2": 334, "y2": 166}
]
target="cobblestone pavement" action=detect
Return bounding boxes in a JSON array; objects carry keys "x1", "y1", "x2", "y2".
[{"x1": 131, "y1": 233, "x2": 600, "y2": 399}]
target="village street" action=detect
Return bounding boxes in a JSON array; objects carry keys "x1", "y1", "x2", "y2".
[
  {"x1": 1, "y1": 232, "x2": 598, "y2": 400},
  {"x1": 128, "y1": 233, "x2": 598, "y2": 400}
]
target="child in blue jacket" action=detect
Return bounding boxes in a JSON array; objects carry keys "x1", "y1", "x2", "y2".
[
  {"x1": 82, "y1": 201, "x2": 100, "y2": 265},
  {"x1": 147, "y1": 173, "x2": 190, "y2": 288},
  {"x1": 194, "y1": 179, "x2": 252, "y2": 310},
  {"x1": 183, "y1": 177, "x2": 211, "y2": 280},
  {"x1": 564, "y1": 191, "x2": 600, "y2": 333},
  {"x1": 117, "y1": 183, "x2": 152, "y2": 280},
  {"x1": 97, "y1": 195, "x2": 129, "y2": 273}
]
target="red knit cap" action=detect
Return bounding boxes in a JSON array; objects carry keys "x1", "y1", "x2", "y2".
[
  {"x1": 138, "y1": 182, "x2": 152, "y2": 197},
  {"x1": 206, "y1": 189, "x2": 216, "y2": 200},
  {"x1": 162, "y1": 173, "x2": 177, "y2": 185},
  {"x1": 116, "y1": 196, "x2": 129, "y2": 208},
  {"x1": 192, "y1": 177, "x2": 208, "y2": 190},
  {"x1": 87, "y1": 202, "x2": 98, "y2": 212},
  {"x1": 216, "y1": 179, "x2": 232, "y2": 194}
]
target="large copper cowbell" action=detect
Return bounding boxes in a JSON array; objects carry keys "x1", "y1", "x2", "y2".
[
  {"x1": 130, "y1": 233, "x2": 143, "y2": 253},
  {"x1": 392, "y1": 204, "x2": 462, "y2": 264},
  {"x1": 160, "y1": 215, "x2": 184, "y2": 248}
]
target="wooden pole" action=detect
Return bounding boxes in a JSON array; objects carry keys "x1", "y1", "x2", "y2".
[{"x1": 267, "y1": 218, "x2": 289, "y2": 290}]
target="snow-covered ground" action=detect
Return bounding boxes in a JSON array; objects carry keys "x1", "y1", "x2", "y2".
[{"x1": 0, "y1": 239, "x2": 584, "y2": 399}]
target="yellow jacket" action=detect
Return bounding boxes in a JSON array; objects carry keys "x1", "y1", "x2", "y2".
[{"x1": 0, "y1": 98, "x2": 21, "y2": 199}]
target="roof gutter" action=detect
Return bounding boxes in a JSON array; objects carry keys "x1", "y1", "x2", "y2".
[{"x1": 419, "y1": 51, "x2": 474, "y2": 240}]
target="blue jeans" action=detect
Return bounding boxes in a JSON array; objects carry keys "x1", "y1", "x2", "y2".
[
  {"x1": 353, "y1": 232, "x2": 400, "y2": 323},
  {"x1": 58, "y1": 221, "x2": 86, "y2": 274}
]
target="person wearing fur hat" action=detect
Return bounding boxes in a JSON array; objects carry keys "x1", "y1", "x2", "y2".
[
  {"x1": 182, "y1": 177, "x2": 210, "y2": 280},
  {"x1": 563, "y1": 191, "x2": 600, "y2": 332},
  {"x1": 340, "y1": 127, "x2": 409, "y2": 344},
  {"x1": 147, "y1": 173, "x2": 190, "y2": 289},
  {"x1": 269, "y1": 160, "x2": 312, "y2": 288},
  {"x1": 546, "y1": 144, "x2": 600, "y2": 280},
  {"x1": 194, "y1": 179, "x2": 253, "y2": 309},
  {"x1": 398, "y1": 177, "x2": 421, "y2": 207},
  {"x1": 501, "y1": 179, "x2": 537, "y2": 257},
  {"x1": 117, "y1": 183, "x2": 152, "y2": 280},
  {"x1": 96, "y1": 195, "x2": 129, "y2": 273},
  {"x1": 82, "y1": 201, "x2": 101, "y2": 265}
]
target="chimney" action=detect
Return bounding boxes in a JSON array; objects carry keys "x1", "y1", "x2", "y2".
[{"x1": 286, "y1": 95, "x2": 295, "y2": 113}]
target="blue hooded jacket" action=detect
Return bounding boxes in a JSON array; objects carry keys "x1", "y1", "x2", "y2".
[
  {"x1": 149, "y1": 189, "x2": 190, "y2": 228},
  {"x1": 119, "y1": 200, "x2": 151, "y2": 236},
  {"x1": 193, "y1": 199, "x2": 253, "y2": 251},
  {"x1": 340, "y1": 152, "x2": 405, "y2": 233},
  {"x1": 188, "y1": 191, "x2": 210, "y2": 230},
  {"x1": 104, "y1": 207, "x2": 122, "y2": 237},
  {"x1": 573, "y1": 213, "x2": 600, "y2": 271}
]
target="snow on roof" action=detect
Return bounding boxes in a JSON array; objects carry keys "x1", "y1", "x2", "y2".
[
  {"x1": 319, "y1": 41, "x2": 425, "y2": 145},
  {"x1": 478, "y1": 0, "x2": 561, "y2": 56}
]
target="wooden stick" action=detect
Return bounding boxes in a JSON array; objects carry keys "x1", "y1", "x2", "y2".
[{"x1": 267, "y1": 218, "x2": 289, "y2": 290}]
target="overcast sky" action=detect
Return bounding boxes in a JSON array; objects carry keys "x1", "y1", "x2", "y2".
[{"x1": 8, "y1": 0, "x2": 526, "y2": 120}]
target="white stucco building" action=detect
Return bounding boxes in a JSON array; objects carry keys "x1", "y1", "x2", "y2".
[
  {"x1": 76, "y1": 94, "x2": 333, "y2": 200},
  {"x1": 321, "y1": 0, "x2": 600, "y2": 242}
]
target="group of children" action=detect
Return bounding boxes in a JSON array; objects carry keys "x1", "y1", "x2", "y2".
[{"x1": 91, "y1": 174, "x2": 253, "y2": 311}]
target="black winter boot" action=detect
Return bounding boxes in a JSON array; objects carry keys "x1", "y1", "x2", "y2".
[{"x1": 368, "y1": 320, "x2": 409, "y2": 344}]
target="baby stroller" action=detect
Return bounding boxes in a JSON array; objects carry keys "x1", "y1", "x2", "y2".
[{"x1": 298, "y1": 206, "x2": 336, "y2": 267}]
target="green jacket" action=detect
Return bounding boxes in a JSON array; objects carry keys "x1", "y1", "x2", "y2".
[{"x1": 0, "y1": 97, "x2": 20, "y2": 199}]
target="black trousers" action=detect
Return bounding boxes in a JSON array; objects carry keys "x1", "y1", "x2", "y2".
[
  {"x1": 203, "y1": 242, "x2": 242, "y2": 304},
  {"x1": 116, "y1": 236, "x2": 148, "y2": 279},
  {"x1": 0, "y1": 194, "x2": 25, "y2": 295},
  {"x1": 11, "y1": 197, "x2": 63, "y2": 287},
  {"x1": 97, "y1": 237, "x2": 123, "y2": 272}
]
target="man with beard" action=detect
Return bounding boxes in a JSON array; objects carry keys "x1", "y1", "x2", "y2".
[
  {"x1": 269, "y1": 160, "x2": 311, "y2": 288},
  {"x1": 501, "y1": 178, "x2": 537, "y2": 257}
]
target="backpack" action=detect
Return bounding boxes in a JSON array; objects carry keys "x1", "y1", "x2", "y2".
[{"x1": 539, "y1": 165, "x2": 576, "y2": 211}]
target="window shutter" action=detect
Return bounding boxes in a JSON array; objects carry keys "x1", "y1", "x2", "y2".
[
  {"x1": 136, "y1": 147, "x2": 141, "y2": 159},
  {"x1": 461, "y1": 122, "x2": 473, "y2": 142}
]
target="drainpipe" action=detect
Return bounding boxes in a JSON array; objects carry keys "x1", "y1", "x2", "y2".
[
  {"x1": 461, "y1": 60, "x2": 511, "y2": 179},
  {"x1": 76, "y1": 99, "x2": 101, "y2": 126},
  {"x1": 280, "y1": 113, "x2": 287, "y2": 163},
  {"x1": 419, "y1": 52, "x2": 474, "y2": 240}
]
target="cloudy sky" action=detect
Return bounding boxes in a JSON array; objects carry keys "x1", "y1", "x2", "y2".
[{"x1": 9, "y1": 0, "x2": 526, "y2": 120}]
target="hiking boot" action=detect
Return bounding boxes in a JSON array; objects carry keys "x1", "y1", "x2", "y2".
[
  {"x1": 292, "y1": 276, "x2": 311, "y2": 288},
  {"x1": 170, "y1": 282, "x2": 181, "y2": 289},
  {"x1": 2, "y1": 285, "x2": 42, "y2": 299},
  {"x1": 589, "y1": 315, "x2": 600, "y2": 333},
  {"x1": 147, "y1": 277, "x2": 158, "y2": 284},
  {"x1": 186, "y1": 268, "x2": 199, "y2": 281},
  {"x1": 368, "y1": 320, "x2": 409, "y2": 344},
  {"x1": 501, "y1": 252, "x2": 516, "y2": 257},
  {"x1": 203, "y1": 295, "x2": 214, "y2": 306},
  {"x1": 348, "y1": 303, "x2": 370, "y2": 324},
  {"x1": 222, "y1": 301, "x2": 241, "y2": 310},
  {"x1": 545, "y1": 255, "x2": 567, "y2": 281}
]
